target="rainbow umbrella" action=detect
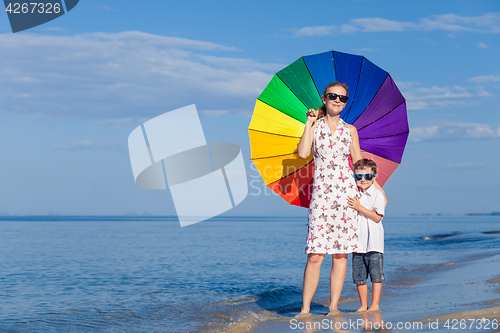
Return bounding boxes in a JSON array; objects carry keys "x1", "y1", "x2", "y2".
[{"x1": 248, "y1": 50, "x2": 409, "y2": 208}]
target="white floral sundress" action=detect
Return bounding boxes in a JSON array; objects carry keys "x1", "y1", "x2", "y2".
[{"x1": 305, "y1": 118, "x2": 359, "y2": 254}]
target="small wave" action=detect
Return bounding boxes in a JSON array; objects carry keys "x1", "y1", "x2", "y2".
[
  {"x1": 215, "y1": 295, "x2": 259, "y2": 306},
  {"x1": 420, "y1": 230, "x2": 500, "y2": 250},
  {"x1": 209, "y1": 286, "x2": 300, "y2": 308},
  {"x1": 421, "y1": 231, "x2": 460, "y2": 240},
  {"x1": 255, "y1": 286, "x2": 301, "y2": 303},
  {"x1": 199, "y1": 309, "x2": 282, "y2": 333},
  {"x1": 482, "y1": 230, "x2": 500, "y2": 235},
  {"x1": 197, "y1": 286, "x2": 301, "y2": 332}
]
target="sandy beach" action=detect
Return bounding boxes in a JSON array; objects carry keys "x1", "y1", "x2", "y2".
[{"x1": 230, "y1": 251, "x2": 500, "y2": 333}]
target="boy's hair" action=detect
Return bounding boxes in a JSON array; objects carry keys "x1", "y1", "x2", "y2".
[{"x1": 353, "y1": 159, "x2": 377, "y2": 174}]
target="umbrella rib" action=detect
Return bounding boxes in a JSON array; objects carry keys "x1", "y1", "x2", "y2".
[
  {"x1": 342, "y1": 55, "x2": 365, "y2": 121},
  {"x1": 355, "y1": 99, "x2": 406, "y2": 131},
  {"x1": 301, "y1": 55, "x2": 322, "y2": 97},
  {"x1": 359, "y1": 131, "x2": 409, "y2": 140},
  {"x1": 248, "y1": 128, "x2": 302, "y2": 139},
  {"x1": 275, "y1": 71, "x2": 309, "y2": 110},
  {"x1": 251, "y1": 152, "x2": 301, "y2": 160},
  {"x1": 256, "y1": 98, "x2": 281, "y2": 113},
  {"x1": 361, "y1": 149, "x2": 406, "y2": 163},
  {"x1": 255, "y1": 97, "x2": 307, "y2": 125},
  {"x1": 332, "y1": 49, "x2": 337, "y2": 85},
  {"x1": 264, "y1": 159, "x2": 314, "y2": 190},
  {"x1": 349, "y1": 72, "x2": 390, "y2": 124},
  {"x1": 360, "y1": 148, "x2": 404, "y2": 164},
  {"x1": 291, "y1": 177, "x2": 314, "y2": 206}
]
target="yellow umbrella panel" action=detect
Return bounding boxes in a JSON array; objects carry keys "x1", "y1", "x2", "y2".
[{"x1": 249, "y1": 99, "x2": 315, "y2": 206}]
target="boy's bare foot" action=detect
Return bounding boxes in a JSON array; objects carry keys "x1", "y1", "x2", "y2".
[
  {"x1": 295, "y1": 312, "x2": 312, "y2": 319},
  {"x1": 366, "y1": 307, "x2": 384, "y2": 313}
]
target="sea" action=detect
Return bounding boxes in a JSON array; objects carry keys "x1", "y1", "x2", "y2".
[{"x1": 0, "y1": 215, "x2": 499, "y2": 332}]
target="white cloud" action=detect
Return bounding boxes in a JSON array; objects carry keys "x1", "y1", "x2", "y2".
[
  {"x1": 477, "y1": 42, "x2": 489, "y2": 49},
  {"x1": 295, "y1": 25, "x2": 336, "y2": 37},
  {"x1": 293, "y1": 12, "x2": 500, "y2": 37},
  {"x1": 340, "y1": 24, "x2": 359, "y2": 34},
  {"x1": 83, "y1": 31, "x2": 241, "y2": 52},
  {"x1": 419, "y1": 16, "x2": 469, "y2": 32},
  {"x1": 409, "y1": 121, "x2": 500, "y2": 143},
  {"x1": 468, "y1": 75, "x2": 500, "y2": 83},
  {"x1": 401, "y1": 84, "x2": 493, "y2": 110},
  {"x1": 0, "y1": 31, "x2": 275, "y2": 120},
  {"x1": 350, "y1": 18, "x2": 416, "y2": 32}
]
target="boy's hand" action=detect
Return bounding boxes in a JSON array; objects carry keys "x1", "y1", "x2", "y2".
[{"x1": 347, "y1": 196, "x2": 361, "y2": 211}]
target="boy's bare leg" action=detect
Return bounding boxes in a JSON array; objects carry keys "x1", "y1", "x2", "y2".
[
  {"x1": 300, "y1": 254, "x2": 325, "y2": 314},
  {"x1": 328, "y1": 254, "x2": 347, "y2": 313},
  {"x1": 367, "y1": 282, "x2": 382, "y2": 312},
  {"x1": 356, "y1": 284, "x2": 368, "y2": 312}
]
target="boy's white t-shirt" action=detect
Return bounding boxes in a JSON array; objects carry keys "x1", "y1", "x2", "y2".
[{"x1": 356, "y1": 184, "x2": 385, "y2": 253}]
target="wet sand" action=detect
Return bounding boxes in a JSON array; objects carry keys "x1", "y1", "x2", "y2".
[{"x1": 239, "y1": 251, "x2": 500, "y2": 332}]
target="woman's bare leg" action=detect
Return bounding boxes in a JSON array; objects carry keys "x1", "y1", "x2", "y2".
[
  {"x1": 328, "y1": 253, "x2": 348, "y2": 312},
  {"x1": 300, "y1": 253, "x2": 325, "y2": 314}
]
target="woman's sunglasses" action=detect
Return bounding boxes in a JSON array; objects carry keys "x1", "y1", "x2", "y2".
[
  {"x1": 325, "y1": 93, "x2": 348, "y2": 103},
  {"x1": 353, "y1": 173, "x2": 375, "y2": 181}
]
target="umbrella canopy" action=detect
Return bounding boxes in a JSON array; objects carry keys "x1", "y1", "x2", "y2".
[{"x1": 248, "y1": 50, "x2": 409, "y2": 208}]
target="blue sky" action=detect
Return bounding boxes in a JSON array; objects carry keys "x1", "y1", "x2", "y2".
[{"x1": 0, "y1": 0, "x2": 499, "y2": 217}]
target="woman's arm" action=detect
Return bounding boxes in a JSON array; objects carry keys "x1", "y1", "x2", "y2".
[
  {"x1": 348, "y1": 124, "x2": 387, "y2": 206},
  {"x1": 347, "y1": 197, "x2": 383, "y2": 222},
  {"x1": 297, "y1": 109, "x2": 318, "y2": 159},
  {"x1": 348, "y1": 125, "x2": 362, "y2": 164},
  {"x1": 374, "y1": 180, "x2": 387, "y2": 207}
]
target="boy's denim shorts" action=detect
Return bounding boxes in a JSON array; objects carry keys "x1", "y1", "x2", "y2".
[{"x1": 352, "y1": 251, "x2": 385, "y2": 285}]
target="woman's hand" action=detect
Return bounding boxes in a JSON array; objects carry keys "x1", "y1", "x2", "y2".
[
  {"x1": 347, "y1": 196, "x2": 361, "y2": 211},
  {"x1": 297, "y1": 109, "x2": 319, "y2": 159},
  {"x1": 306, "y1": 108, "x2": 318, "y2": 125}
]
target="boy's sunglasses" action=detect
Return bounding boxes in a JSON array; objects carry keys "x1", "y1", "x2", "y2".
[
  {"x1": 353, "y1": 173, "x2": 375, "y2": 181},
  {"x1": 325, "y1": 93, "x2": 348, "y2": 103}
]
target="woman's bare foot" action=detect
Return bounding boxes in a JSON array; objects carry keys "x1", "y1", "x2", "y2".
[
  {"x1": 326, "y1": 309, "x2": 342, "y2": 316},
  {"x1": 356, "y1": 306, "x2": 368, "y2": 312},
  {"x1": 366, "y1": 306, "x2": 380, "y2": 313}
]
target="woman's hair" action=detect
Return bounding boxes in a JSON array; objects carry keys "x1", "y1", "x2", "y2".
[
  {"x1": 353, "y1": 158, "x2": 377, "y2": 174},
  {"x1": 317, "y1": 82, "x2": 349, "y2": 119}
]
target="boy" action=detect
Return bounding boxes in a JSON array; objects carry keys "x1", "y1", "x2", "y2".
[{"x1": 347, "y1": 159, "x2": 385, "y2": 313}]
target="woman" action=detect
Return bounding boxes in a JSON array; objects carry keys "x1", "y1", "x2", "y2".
[{"x1": 297, "y1": 82, "x2": 362, "y2": 316}]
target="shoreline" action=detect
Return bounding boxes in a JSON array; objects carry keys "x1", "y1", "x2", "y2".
[
  {"x1": 413, "y1": 302, "x2": 499, "y2": 332},
  {"x1": 221, "y1": 250, "x2": 500, "y2": 333}
]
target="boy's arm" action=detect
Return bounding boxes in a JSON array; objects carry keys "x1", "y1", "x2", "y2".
[{"x1": 347, "y1": 197, "x2": 383, "y2": 222}]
